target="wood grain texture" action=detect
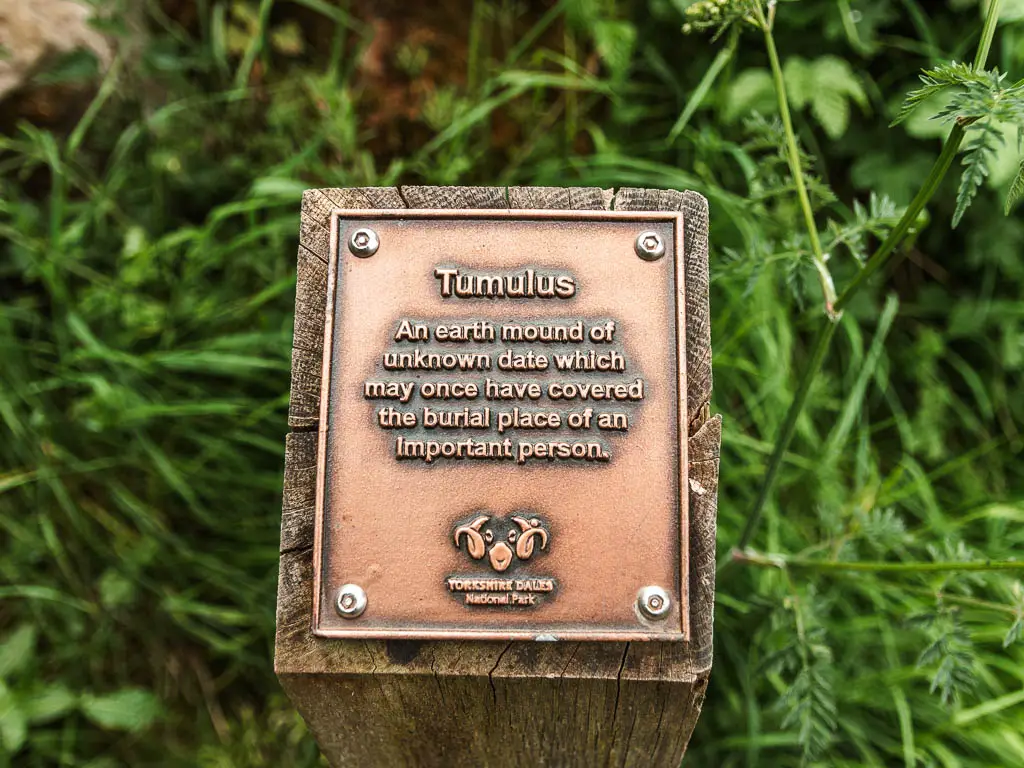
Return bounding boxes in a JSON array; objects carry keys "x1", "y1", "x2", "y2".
[
  {"x1": 614, "y1": 188, "x2": 713, "y2": 432},
  {"x1": 289, "y1": 187, "x2": 404, "y2": 428},
  {"x1": 687, "y1": 414, "x2": 722, "y2": 671},
  {"x1": 280, "y1": 431, "x2": 317, "y2": 554},
  {"x1": 400, "y1": 185, "x2": 508, "y2": 209},
  {"x1": 508, "y1": 185, "x2": 612, "y2": 210},
  {"x1": 278, "y1": 186, "x2": 720, "y2": 767}
]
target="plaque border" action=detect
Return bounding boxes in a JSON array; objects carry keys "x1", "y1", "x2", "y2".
[{"x1": 311, "y1": 209, "x2": 688, "y2": 641}]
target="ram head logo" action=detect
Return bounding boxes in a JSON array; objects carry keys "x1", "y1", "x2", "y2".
[{"x1": 453, "y1": 514, "x2": 549, "y2": 572}]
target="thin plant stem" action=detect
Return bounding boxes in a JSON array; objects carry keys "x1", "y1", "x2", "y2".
[
  {"x1": 760, "y1": 13, "x2": 837, "y2": 315},
  {"x1": 907, "y1": 586, "x2": 1021, "y2": 616},
  {"x1": 833, "y1": 7, "x2": 998, "y2": 311},
  {"x1": 733, "y1": 549, "x2": 1024, "y2": 574},
  {"x1": 234, "y1": 0, "x2": 275, "y2": 89},
  {"x1": 737, "y1": 319, "x2": 837, "y2": 549},
  {"x1": 973, "y1": 0, "x2": 1003, "y2": 72},
  {"x1": 737, "y1": 0, "x2": 1004, "y2": 552},
  {"x1": 667, "y1": 30, "x2": 737, "y2": 143}
]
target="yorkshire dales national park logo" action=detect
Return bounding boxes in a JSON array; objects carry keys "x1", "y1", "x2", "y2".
[
  {"x1": 448, "y1": 513, "x2": 555, "y2": 608},
  {"x1": 453, "y1": 513, "x2": 549, "y2": 571}
]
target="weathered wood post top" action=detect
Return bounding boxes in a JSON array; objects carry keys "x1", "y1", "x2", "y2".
[{"x1": 276, "y1": 186, "x2": 722, "y2": 767}]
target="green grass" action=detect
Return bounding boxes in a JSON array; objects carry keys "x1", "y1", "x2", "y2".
[{"x1": 1, "y1": 1, "x2": 1023, "y2": 765}]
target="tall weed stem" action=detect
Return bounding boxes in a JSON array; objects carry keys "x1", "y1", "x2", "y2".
[
  {"x1": 737, "y1": 0, "x2": 1004, "y2": 552},
  {"x1": 760, "y1": 10, "x2": 838, "y2": 317}
]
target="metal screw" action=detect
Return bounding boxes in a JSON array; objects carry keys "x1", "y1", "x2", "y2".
[
  {"x1": 634, "y1": 231, "x2": 665, "y2": 261},
  {"x1": 336, "y1": 584, "x2": 367, "y2": 618},
  {"x1": 637, "y1": 585, "x2": 671, "y2": 620},
  {"x1": 348, "y1": 228, "x2": 380, "y2": 258}
]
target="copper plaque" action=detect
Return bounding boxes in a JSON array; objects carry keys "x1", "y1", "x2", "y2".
[{"x1": 312, "y1": 209, "x2": 688, "y2": 641}]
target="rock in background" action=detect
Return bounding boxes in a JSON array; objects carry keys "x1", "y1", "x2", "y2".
[{"x1": 0, "y1": 0, "x2": 112, "y2": 101}]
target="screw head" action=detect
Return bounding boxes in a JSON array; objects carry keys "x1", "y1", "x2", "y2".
[
  {"x1": 336, "y1": 584, "x2": 367, "y2": 618},
  {"x1": 634, "y1": 231, "x2": 665, "y2": 261},
  {"x1": 348, "y1": 228, "x2": 380, "y2": 258},
  {"x1": 637, "y1": 585, "x2": 671, "y2": 620}
]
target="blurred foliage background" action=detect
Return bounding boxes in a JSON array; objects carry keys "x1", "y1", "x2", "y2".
[{"x1": 1, "y1": 0, "x2": 1023, "y2": 765}]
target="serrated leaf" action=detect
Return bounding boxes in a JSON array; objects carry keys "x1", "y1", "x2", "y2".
[
  {"x1": 812, "y1": 89, "x2": 851, "y2": 139},
  {"x1": 778, "y1": 660, "x2": 837, "y2": 760},
  {"x1": 795, "y1": 56, "x2": 868, "y2": 138},
  {"x1": 892, "y1": 61, "x2": 980, "y2": 126},
  {"x1": 916, "y1": 609, "x2": 977, "y2": 704},
  {"x1": 813, "y1": 56, "x2": 868, "y2": 108},
  {"x1": 860, "y1": 507, "x2": 910, "y2": 552},
  {"x1": 724, "y1": 69, "x2": 775, "y2": 123},
  {"x1": 23, "y1": 685, "x2": 77, "y2": 725},
  {"x1": 954, "y1": 122, "x2": 1001, "y2": 227},
  {"x1": 0, "y1": 625, "x2": 36, "y2": 680},
  {"x1": 783, "y1": 57, "x2": 814, "y2": 110},
  {"x1": 1006, "y1": 159, "x2": 1024, "y2": 214},
  {"x1": 81, "y1": 689, "x2": 161, "y2": 733}
]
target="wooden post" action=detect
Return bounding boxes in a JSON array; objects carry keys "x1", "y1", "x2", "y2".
[{"x1": 276, "y1": 186, "x2": 721, "y2": 767}]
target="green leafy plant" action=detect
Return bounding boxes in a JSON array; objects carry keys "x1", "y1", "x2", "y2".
[
  {"x1": 911, "y1": 606, "x2": 977, "y2": 705},
  {"x1": 893, "y1": 62, "x2": 1024, "y2": 223},
  {"x1": 725, "y1": 56, "x2": 868, "y2": 139},
  {"x1": 760, "y1": 591, "x2": 838, "y2": 762},
  {"x1": 727, "y1": 0, "x2": 1022, "y2": 550},
  {"x1": 2, "y1": 0, "x2": 1024, "y2": 765},
  {"x1": 0, "y1": 625, "x2": 160, "y2": 758}
]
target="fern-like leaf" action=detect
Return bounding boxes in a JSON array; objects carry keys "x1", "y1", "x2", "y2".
[
  {"x1": 953, "y1": 120, "x2": 1002, "y2": 228},
  {"x1": 860, "y1": 507, "x2": 910, "y2": 553},
  {"x1": 915, "y1": 609, "x2": 977, "y2": 705},
  {"x1": 779, "y1": 656, "x2": 838, "y2": 762},
  {"x1": 825, "y1": 192, "x2": 902, "y2": 263},
  {"x1": 1006, "y1": 159, "x2": 1024, "y2": 215},
  {"x1": 764, "y1": 596, "x2": 837, "y2": 764},
  {"x1": 937, "y1": 71, "x2": 1013, "y2": 125},
  {"x1": 891, "y1": 61, "x2": 981, "y2": 126}
]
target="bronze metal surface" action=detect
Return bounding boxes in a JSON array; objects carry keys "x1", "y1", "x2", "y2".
[{"x1": 313, "y1": 209, "x2": 688, "y2": 640}]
